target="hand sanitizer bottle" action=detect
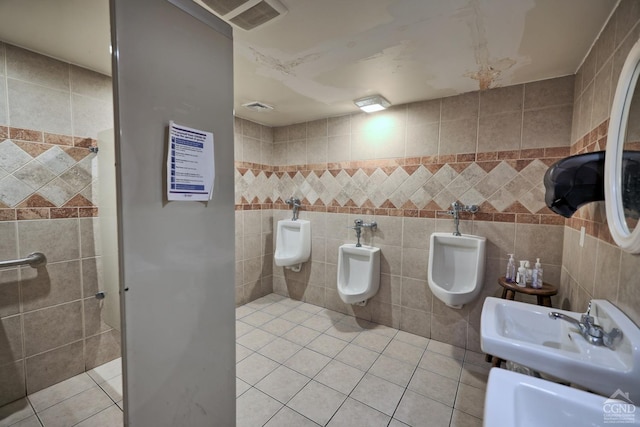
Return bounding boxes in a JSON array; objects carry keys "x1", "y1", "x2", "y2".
[
  {"x1": 516, "y1": 261, "x2": 527, "y2": 287},
  {"x1": 524, "y1": 260, "x2": 532, "y2": 285},
  {"x1": 532, "y1": 258, "x2": 543, "y2": 289},
  {"x1": 506, "y1": 254, "x2": 516, "y2": 282}
]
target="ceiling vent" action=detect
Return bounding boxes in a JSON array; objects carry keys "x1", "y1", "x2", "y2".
[
  {"x1": 194, "y1": 0, "x2": 287, "y2": 30},
  {"x1": 242, "y1": 101, "x2": 275, "y2": 112}
]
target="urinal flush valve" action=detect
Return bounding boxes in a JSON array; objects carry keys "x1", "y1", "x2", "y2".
[
  {"x1": 348, "y1": 219, "x2": 377, "y2": 247},
  {"x1": 285, "y1": 197, "x2": 302, "y2": 220}
]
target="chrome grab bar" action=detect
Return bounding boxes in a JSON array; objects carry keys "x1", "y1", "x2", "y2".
[{"x1": 0, "y1": 252, "x2": 47, "y2": 269}]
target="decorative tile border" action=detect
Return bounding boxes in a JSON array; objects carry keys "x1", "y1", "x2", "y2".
[
  {"x1": 0, "y1": 126, "x2": 98, "y2": 221},
  {"x1": 235, "y1": 147, "x2": 571, "y2": 224}
]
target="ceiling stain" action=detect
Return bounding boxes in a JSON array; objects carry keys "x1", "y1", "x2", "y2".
[
  {"x1": 249, "y1": 47, "x2": 323, "y2": 76},
  {"x1": 458, "y1": 0, "x2": 517, "y2": 90}
]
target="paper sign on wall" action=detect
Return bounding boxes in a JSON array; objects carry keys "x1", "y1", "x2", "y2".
[{"x1": 167, "y1": 121, "x2": 215, "y2": 201}]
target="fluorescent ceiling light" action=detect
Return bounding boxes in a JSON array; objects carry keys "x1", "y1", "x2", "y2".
[{"x1": 354, "y1": 94, "x2": 391, "y2": 113}]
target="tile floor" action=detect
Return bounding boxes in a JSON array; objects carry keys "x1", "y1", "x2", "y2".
[
  {"x1": 236, "y1": 294, "x2": 488, "y2": 427},
  {"x1": 2, "y1": 293, "x2": 489, "y2": 427},
  {"x1": 0, "y1": 359, "x2": 123, "y2": 427}
]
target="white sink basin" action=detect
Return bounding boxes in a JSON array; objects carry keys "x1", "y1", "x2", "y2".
[
  {"x1": 481, "y1": 297, "x2": 640, "y2": 398},
  {"x1": 484, "y1": 368, "x2": 640, "y2": 427}
]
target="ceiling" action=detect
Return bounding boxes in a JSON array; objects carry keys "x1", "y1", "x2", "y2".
[{"x1": 0, "y1": 0, "x2": 618, "y2": 127}]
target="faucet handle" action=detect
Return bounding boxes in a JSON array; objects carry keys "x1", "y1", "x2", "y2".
[
  {"x1": 604, "y1": 328, "x2": 623, "y2": 349},
  {"x1": 581, "y1": 301, "x2": 595, "y2": 325}
]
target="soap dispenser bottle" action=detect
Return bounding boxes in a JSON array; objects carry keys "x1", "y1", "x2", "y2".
[
  {"x1": 516, "y1": 261, "x2": 527, "y2": 287},
  {"x1": 506, "y1": 254, "x2": 516, "y2": 282},
  {"x1": 532, "y1": 258, "x2": 543, "y2": 289}
]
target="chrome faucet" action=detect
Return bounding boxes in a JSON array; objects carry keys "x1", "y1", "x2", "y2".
[
  {"x1": 446, "y1": 201, "x2": 478, "y2": 236},
  {"x1": 549, "y1": 302, "x2": 623, "y2": 349},
  {"x1": 348, "y1": 219, "x2": 377, "y2": 247},
  {"x1": 285, "y1": 197, "x2": 301, "y2": 221}
]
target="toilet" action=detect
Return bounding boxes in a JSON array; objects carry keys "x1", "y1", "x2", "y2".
[
  {"x1": 274, "y1": 219, "x2": 311, "y2": 272},
  {"x1": 337, "y1": 244, "x2": 380, "y2": 305},
  {"x1": 428, "y1": 232, "x2": 486, "y2": 309}
]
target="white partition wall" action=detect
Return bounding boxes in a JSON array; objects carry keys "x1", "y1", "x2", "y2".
[{"x1": 110, "y1": 0, "x2": 235, "y2": 425}]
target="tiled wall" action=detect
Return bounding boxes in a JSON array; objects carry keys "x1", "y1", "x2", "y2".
[
  {"x1": 0, "y1": 42, "x2": 119, "y2": 405},
  {"x1": 235, "y1": 76, "x2": 574, "y2": 351},
  {"x1": 234, "y1": 118, "x2": 275, "y2": 305},
  {"x1": 561, "y1": 0, "x2": 640, "y2": 325}
]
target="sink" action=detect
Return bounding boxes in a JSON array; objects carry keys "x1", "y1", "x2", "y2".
[
  {"x1": 484, "y1": 368, "x2": 640, "y2": 427},
  {"x1": 481, "y1": 297, "x2": 640, "y2": 398}
]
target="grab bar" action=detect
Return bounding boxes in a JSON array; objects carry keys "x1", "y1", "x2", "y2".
[{"x1": 0, "y1": 252, "x2": 47, "y2": 269}]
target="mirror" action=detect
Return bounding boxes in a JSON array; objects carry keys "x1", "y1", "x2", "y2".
[{"x1": 605, "y1": 37, "x2": 640, "y2": 253}]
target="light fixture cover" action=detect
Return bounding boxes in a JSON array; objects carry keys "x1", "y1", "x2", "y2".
[{"x1": 354, "y1": 94, "x2": 391, "y2": 113}]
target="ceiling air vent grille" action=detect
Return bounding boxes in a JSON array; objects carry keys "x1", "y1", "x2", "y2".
[
  {"x1": 194, "y1": 0, "x2": 287, "y2": 31},
  {"x1": 242, "y1": 101, "x2": 274, "y2": 112}
]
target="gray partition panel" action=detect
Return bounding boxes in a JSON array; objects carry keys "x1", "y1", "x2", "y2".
[{"x1": 110, "y1": 0, "x2": 235, "y2": 425}]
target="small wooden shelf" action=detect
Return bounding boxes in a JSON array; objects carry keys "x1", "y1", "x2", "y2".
[{"x1": 497, "y1": 276, "x2": 558, "y2": 307}]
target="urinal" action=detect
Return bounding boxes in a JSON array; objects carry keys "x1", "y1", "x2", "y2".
[
  {"x1": 337, "y1": 244, "x2": 380, "y2": 305},
  {"x1": 428, "y1": 232, "x2": 486, "y2": 309},
  {"x1": 274, "y1": 219, "x2": 311, "y2": 272}
]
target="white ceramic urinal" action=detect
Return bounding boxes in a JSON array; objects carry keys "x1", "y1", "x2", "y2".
[
  {"x1": 428, "y1": 232, "x2": 486, "y2": 309},
  {"x1": 337, "y1": 244, "x2": 380, "y2": 305},
  {"x1": 274, "y1": 219, "x2": 311, "y2": 272}
]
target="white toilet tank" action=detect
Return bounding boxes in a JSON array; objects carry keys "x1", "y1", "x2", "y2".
[
  {"x1": 428, "y1": 233, "x2": 486, "y2": 309},
  {"x1": 274, "y1": 219, "x2": 311, "y2": 269},
  {"x1": 337, "y1": 244, "x2": 380, "y2": 304}
]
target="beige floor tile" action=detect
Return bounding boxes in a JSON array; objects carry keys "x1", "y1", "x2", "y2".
[
  {"x1": 9, "y1": 415, "x2": 42, "y2": 427},
  {"x1": 261, "y1": 302, "x2": 293, "y2": 317},
  {"x1": 284, "y1": 348, "x2": 330, "y2": 378},
  {"x1": 324, "y1": 320, "x2": 364, "y2": 342},
  {"x1": 352, "y1": 331, "x2": 393, "y2": 353},
  {"x1": 306, "y1": 334, "x2": 348, "y2": 358},
  {"x1": 334, "y1": 344, "x2": 379, "y2": 371},
  {"x1": 350, "y1": 374, "x2": 404, "y2": 416},
  {"x1": 37, "y1": 387, "x2": 112, "y2": 427},
  {"x1": 368, "y1": 355, "x2": 415, "y2": 387},
  {"x1": 301, "y1": 315, "x2": 336, "y2": 332},
  {"x1": 236, "y1": 343, "x2": 253, "y2": 363},
  {"x1": 288, "y1": 381, "x2": 346, "y2": 425},
  {"x1": 297, "y1": 302, "x2": 324, "y2": 314},
  {"x1": 0, "y1": 399, "x2": 35, "y2": 427},
  {"x1": 389, "y1": 419, "x2": 410, "y2": 426},
  {"x1": 236, "y1": 378, "x2": 251, "y2": 398},
  {"x1": 264, "y1": 406, "x2": 320, "y2": 427},
  {"x1": 394, "y1": 330, "x2": 430, "y2": 349},
  {"x1": 258, "y1": 337, "x2": 302, "y2": 363},
  {"x1": 255, "y1": 366, "x2": 310, "y2": 403},
  {"x1": 408, "y1": 368, "x2": 458, "y2": 406},
  {"x1": 313, "y1": 360, "x2": 365, "y2": 395},
  {"x1": 235, "y1": 320, "x2": 255, "y2": 338},
  {"x1": 427, "y1": 341, "x2": 465, "y2": 361},
  {"x1": 86, "y1": 359, "x2": 121, "y2": 384},
  {"x1": 98, "y1": 375, "x2": 122, "y2": 403},
  {"x1": 260, "y1": 318, "x2": 297, "y2": 336},
  {"x1": 327, "y1": 397, "x2": 390, "y2": 427},
  {"x1": 282, "y1": 325, "x2": 321, "y2": 346},
  {"x1": 74, "y1": 405, "x2": 123, "y2": 427},
  {"x1": 278, "y1": 298, "x2": 304, "y2": 308},
  {"x1": 235, "y1": 305, "x2": 256, "y2": 319},
  {"x1": 237, "y1": 328, "x2": 277, "y2": 351},
  {"x1": 28, "y1": 373, "x2": 95, "y2": 412},
  {"x1": 280, "y1": 308, "x2": 314, "y2": 324},
  {"x1": 242, "y1": 310, "x2": 276, "y2": 327},
  {"x1": 394, "y1": 390, "x2": 453, "y2": 427},
  {"x1": 382, "y1": 339, "x2": 424, "y2": 366},
  {"x1": 459, "y1": 362, "x2": 490, "y2": 390},
  {"x1": 454, "y1": 383, "x2": 485, "y2": 419},
  {"x1": 236, "y1": 353, "x2": 280, "y2": 385},
  {"x1": 236, "y1": 388, "x2": 282, "y2": 427},
  {"x1": 419, "y1": 351, "x2": 463, "y2": 381},
  {"x1": 450, "y1": 409, "x2": 483, "y2": 427}
]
